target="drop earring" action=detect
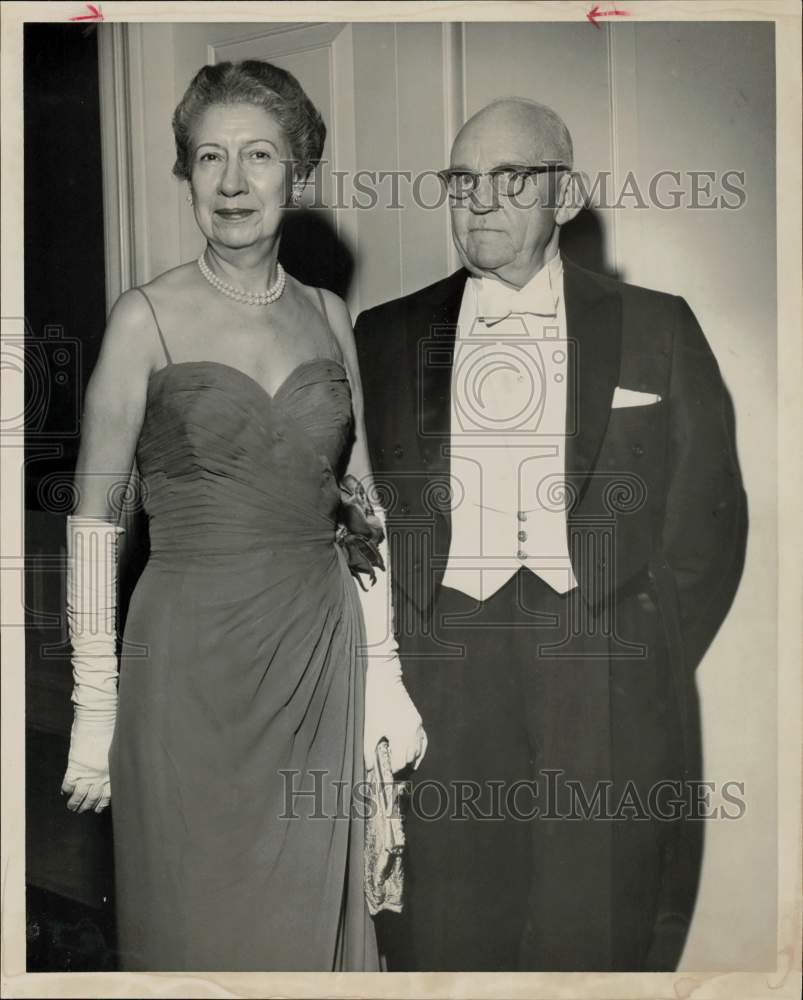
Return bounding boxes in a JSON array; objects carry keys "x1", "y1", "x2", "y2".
[{"x1": 186, "y1": 190, "x2": 193, "y2": 205}]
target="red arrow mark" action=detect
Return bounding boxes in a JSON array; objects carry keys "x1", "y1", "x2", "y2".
[
  {"x1": 69, "y1": 3, "x2": 104, "y2": 21},
  {"x1": 587, "y1": 3, "x2": 631, "y2": 28}
]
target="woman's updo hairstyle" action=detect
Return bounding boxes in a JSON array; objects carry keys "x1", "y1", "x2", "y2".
[{"x1": 171, "y1": 60, "x2": 326, "y2": 182}]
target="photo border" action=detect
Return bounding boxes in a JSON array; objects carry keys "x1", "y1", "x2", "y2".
[{"x1": 2, "y1": 2, "x2": 800, "y2": 997}]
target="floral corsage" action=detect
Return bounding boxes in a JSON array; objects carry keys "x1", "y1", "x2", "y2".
[{"x1": 335, "y1": 474, "x2": 385, "y2": 590}]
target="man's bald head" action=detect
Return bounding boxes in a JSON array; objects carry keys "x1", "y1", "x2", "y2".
[
  {"x1": 447, "y1": 97, "x2": 580, "y2": 288},
  {"x1": 453, "y1": 97, "x2": 573, "y2": 170}
]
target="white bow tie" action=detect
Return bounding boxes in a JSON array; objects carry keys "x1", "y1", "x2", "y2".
[{"x1": 476, "y1": 275, "x2": 558, "y2": 326}]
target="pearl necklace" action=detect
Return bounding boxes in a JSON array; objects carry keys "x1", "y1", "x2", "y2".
[{"x1": 197, "y1": 251, "x2": 286, "y2": 306}]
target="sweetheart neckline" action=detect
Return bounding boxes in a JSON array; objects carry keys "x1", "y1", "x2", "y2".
[{"x1": 147, "y1": 357, "x2": 348, "y2": 407}]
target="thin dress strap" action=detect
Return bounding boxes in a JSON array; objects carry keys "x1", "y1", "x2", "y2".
[
  {"x1": 313, "y1": 286, "x2": 345, "y2": 364},
  {"x1": 135, "y1": 287, "x2": 173, "y2": 365},
  {"x1": 314, "y1": 286, "x2": 328, "y2": 323}
]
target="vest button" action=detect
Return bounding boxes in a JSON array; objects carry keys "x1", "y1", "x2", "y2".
[
  {"x1": 393, "y1": 445, "x2": 404, "y2": 459},
  {"x1": 517, "y1": 530, "x2": 528, "y2": 542},
  {"x1": 517, "y1": 549, "x2": 527, "y2": 560},
  {"x1": 517, "y1": 511, "x2": 527, "y2": 522},
  {"x1": 400, "y1": 502, "x2": 410, "y2": 515}
]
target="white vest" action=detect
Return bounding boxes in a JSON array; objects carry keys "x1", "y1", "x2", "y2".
[{"x1": 441, "y1": 253, "x2": 579, "y2": 602}]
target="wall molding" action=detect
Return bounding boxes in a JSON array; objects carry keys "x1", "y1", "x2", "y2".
[
  {"x1": 210, "y1": 21, "x2": 343, "y2": 64},
  {"x1": 328, "y1": 24, "x2": 360, "y2": 316},
  {"x1": 606, "y1": 23, "x2": 641, "y2": 281},
  {"x1": 97, "y1": 23, "x2": 135, "y2": 309},
  {"x1": 442, "y1": 22, "x2": 465, "y2": 275}
]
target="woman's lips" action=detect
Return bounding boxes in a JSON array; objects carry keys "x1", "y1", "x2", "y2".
[{"x1": 215, "y1": 209, "x2": 256, "y2": 222}]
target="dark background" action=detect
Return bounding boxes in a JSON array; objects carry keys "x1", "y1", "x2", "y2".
[{"x1": 24, "y1": 22, "x2": 118, "y2": 972}]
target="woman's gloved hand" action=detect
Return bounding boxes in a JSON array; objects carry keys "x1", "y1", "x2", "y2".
[
  {"x1": 61, "y1": 515, "x2": 125, "y2": 814},
  {"x1": 337, "y1": 477, "x2": 427, "y2": 775},
  {"x1": 363, "y1": 652, "x2": 427, "y2": 775}
]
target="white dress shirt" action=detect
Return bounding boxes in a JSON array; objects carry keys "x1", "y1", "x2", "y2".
[{"x1": 441, "y1": 252, "x2": 579, "y2": 602}]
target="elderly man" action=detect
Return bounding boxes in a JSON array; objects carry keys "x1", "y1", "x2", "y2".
[{"x1": 354, "y1": 98, "x2": 746, "y2": 972}]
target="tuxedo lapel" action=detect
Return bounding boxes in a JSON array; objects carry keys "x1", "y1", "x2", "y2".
[
  {"x1": 395, "y1": 268, "x2": 467, "y2": 606},
  {"x1": 562, "y1": 257, "x2": 623, "y2": 507},
  {"x1": 412, "y1": 269, "x2": 467, "y2": 478}
]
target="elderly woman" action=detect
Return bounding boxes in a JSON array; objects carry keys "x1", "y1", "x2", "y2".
[{"x1": 59, "y1": 60, "x2": 425, "y2": 971}]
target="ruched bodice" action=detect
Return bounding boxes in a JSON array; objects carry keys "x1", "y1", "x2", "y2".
[
  {"x1": 138, "y1": 358, "x2": 352, "y2": 558},
  {"x1": 109, "y1": 353, "x2": 378, "y2": 972}
]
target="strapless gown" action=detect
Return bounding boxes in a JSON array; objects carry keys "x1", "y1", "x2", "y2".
[{"x1": 108, "y1": 358, "x2": 379, "y2": 971}]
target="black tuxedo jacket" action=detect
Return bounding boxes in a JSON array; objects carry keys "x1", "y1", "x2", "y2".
[
  {"x1": 354, "y1": 255, "x2": 747, "y2": 676},
  {"x1": 355, "y1": 256, "x2": 748, "y2": 969}
]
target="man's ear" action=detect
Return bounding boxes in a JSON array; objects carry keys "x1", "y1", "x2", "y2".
[{"x1": 555, "y1": 171, "x2": 585, "y2": 225}]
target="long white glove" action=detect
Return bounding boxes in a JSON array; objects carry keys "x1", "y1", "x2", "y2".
[
  {"x1": 61, "y1": 515, "x2": 125, "y2": 814},
  {"x1": 353, "y1": 503, "x2": 427, "y2": 776}
]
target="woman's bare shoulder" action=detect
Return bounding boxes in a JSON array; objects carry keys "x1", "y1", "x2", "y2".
[
  {"x1": 290, "y1": 277, "x2": 350, "y2": 328},
  {"x1": 318, "y1": 288, "x2": 353, "y2": 344},
  {"x1": 317, "y1": 286, "x2": 349, "y2": 316},
  {"x1": 139, "y1": 261, "x2": 200, "y2": 300},
  {"x1": 286, "y1": 275, "x2": 350, "y2": 351},
  {"x1": 103, "y1": 262, "x2": 196, "y2": 369},
  {"x1": 288, "y1": 273, "x2": 341, "y2": 310}
]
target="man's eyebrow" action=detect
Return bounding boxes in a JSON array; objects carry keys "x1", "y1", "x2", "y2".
[{"x1": 446, "y1": 161, "x2": 535, "y2": 172}]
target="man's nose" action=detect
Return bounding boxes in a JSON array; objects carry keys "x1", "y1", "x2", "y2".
[
  {"x1": 468, "y1": 174, "x2": 499, "y2": 213},
  {"x1": 219, "y1": 157, "x2": 248, "y2": 197}
]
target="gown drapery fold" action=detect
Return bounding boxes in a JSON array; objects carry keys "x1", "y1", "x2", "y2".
[{"x1": 109, "y1": 357, "x2": 379, "y2": 971}]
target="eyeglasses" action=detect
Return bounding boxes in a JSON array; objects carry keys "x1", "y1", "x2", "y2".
[{"x1": 437, "y1": 164, "x2": 569, "y2": 200}]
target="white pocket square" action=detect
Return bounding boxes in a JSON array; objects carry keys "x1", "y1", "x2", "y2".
[{"x1": 611, "y1": 387, "x2": 662, "y2": 408}]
